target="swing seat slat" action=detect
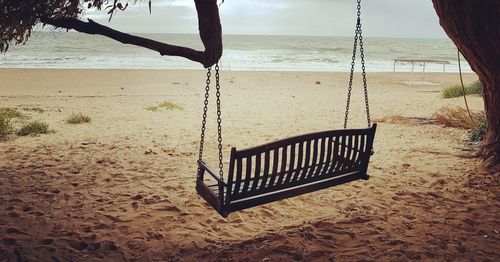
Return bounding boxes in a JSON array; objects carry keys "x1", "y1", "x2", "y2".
[{"x1": 196, "y1": 124, "x2": 376, "y2": 217}]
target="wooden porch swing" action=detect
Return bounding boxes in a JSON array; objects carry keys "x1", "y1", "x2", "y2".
[{"x1": 196, "y1": 0, "x2": 376, "y2": 217}]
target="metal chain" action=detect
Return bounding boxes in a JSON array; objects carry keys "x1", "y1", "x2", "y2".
[
  {"x1": 344, "y1": 5, "x2": 360, "y2": 129},
  {"x1": 357, "y1": 0, "x2": 371, "y2": 127},
  {"x1": 215, "y1": 63, "x2": 224, "y2": 182},
  {"x1": 343, "y1": 0, "x2": 371, "y2": 128},
  {"x1": 198, "y1": 67, "x2": 211, "y2": 175}
]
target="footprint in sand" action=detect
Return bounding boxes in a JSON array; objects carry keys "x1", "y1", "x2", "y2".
[
  {"x1": 258, "y1": 207, "x2": 278, "y2": 218},
  {"x1": 131, "y1": 194, "x2": 143, "y2": 200},
  {"x1": 126, "y1": 239, "x2": 148, "y2": 253},
  {"x1": 273, "y1": 244, "x2": 303, "y2": 261},
  {"x1": 306, "y1": 250, "x2": 331, "y2": 260},
  {"x1": 394, "y1": 191, "x2": 423, "y2": 199},
  {"x1": 463, "y1": 218, "x2": 476, "y2": 227},
  {"x1": 430, "y1": 178, "x2": 447, "y2": 188},
  {"x1": 143, "y1": 195, "x2": 162, "y2": 205},
  {"x1": 81, "y1": 225, "x2": 92, "y2": 233},
  {"x1": 1, "y1": 237, "x2": 17, "y2": 245},
  {"x1": 146, "y1": 231, "x2": 164, "y2": 240},
  {"x1": 5, "y1": 227, "x2": 31, "y2": 237},
  {"x1": 94, "y1": 223, "x2": 111, "y2": 230},
  {"x1": 30, "y1": 210, "x2": 45, "y2": 217},
  {"x1": 7, "y1": 211, "x2": 20, "y2": 218},
  {"x1": 403, "y1": 214, "x2": 416, "y2": 220},
  {"x1": 39, "y1": 238, "x2": 54, "y2": 246},
  {"x1": 155, "y1": 205, "x2": 181, "y2": 213},
  {"x1": 60, "y1": 238, "x2": 89, "y2": 251}
]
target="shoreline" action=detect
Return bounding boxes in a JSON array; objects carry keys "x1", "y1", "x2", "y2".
[{"x1": 0, "y1": 67, "x2": 475, "y2": 74}]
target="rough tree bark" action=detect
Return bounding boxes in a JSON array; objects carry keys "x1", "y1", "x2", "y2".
[
  {"x1": 40, "y1": 0, "x2": 222, "y2": 68},
  {"x1": 432, "y1": 0, "x2": 500, "y2": 168}
]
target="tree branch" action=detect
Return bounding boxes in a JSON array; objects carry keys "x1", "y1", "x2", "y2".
[{"x1": 39, "y1": 0, "x2": 223, "y2": 68}]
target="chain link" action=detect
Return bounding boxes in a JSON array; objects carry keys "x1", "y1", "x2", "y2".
[
  {"x1": 343, "y1": 0, "x2": 371, "y2": 128},
  {"x1": 198, "y1": 67, "x2": 211, "y2": 176},
  {"x1": 197, "y1": 64, "x2": 225, "y2": 182},
  {"x1": 358, "y1": 0, "x2": 371, "y2": 127},
  {"x1": 215, "y1": 63, "x2": 224, "y2": 182},
  {"x1": 344, "y1": 11, "x2": 359, "y2": 128}
]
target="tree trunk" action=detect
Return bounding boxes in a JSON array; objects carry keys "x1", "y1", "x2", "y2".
[{"x1": 432, "y1": 0, "x2": 500, "y2": 168}]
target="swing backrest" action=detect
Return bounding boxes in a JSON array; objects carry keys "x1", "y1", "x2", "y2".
[{"x1": 224, "y1": 124, "x2": 376, "y2": 212}]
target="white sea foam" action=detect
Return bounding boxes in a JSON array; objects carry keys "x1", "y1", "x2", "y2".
[{"x1": 0, "y1": 32, "x2": 472, "y2": 72}]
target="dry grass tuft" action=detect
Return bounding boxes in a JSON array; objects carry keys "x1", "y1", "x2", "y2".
[
  {"x1": 468, "y1": 115, "x2": 487, "y2": 142},
  {"x1": 432, "y1": 106, "x2": 483, "y2": 129},
  {"x1": 441, "y1": 80, "x2": 483, "y2": 98},
  {"x1": 0, "y1": 107, "x2": 24, "y2": 140},
  {"x1": 0, "y1": 115, "x2": 14, "y2": 140},
  {"x1": 65, "y1": 112, "x2": 91, "y2": 124},
  {"x1": 146, "y1": 101, "x2": 183, "y2": 112},
  {"x1": 17, "y1": 121, "x2": 50, "y2": 136},
  {"x1": 374, "y1": 115, "x2": 414, "y2": 125},
  {"x1": 374, "y1": 115, "x2": 437, "y2": 126},
  {"x1": 0, "y1": 107, "x2": 25, "y2": 119}
]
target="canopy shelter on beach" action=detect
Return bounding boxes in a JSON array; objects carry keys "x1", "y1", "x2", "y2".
[{"x1": 393, "y1": 59, "x2": 450, "y2": 73}]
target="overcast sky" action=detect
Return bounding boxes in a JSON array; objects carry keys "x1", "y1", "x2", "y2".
[{"x1": 86, "y1": 0, "x2": 447, "y2": 38}]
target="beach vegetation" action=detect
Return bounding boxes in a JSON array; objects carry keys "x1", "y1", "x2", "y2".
[
  {"x1": 21, "y1": 106, "x2": 45, "y2": 113},
  {"x1": 0, "y1": 107, "x2": 25, "y2": 119},
  {"x1": 469, "y1": 115, "x2": 487, "y2": 142},
  {"x1": 467, "y1": 80, "x2": 484, "y2": 95},
  {"x1": 374, "y1": 115, "x2": 436, "y2": 126},
  {"x1": 65, "y1": 112, "x2": 92, "y2": 124},
  {"x1": 17, "y1": 121, "x2": 50, "y2": 136},
  {"x1": 432, "y1": 106, "x2": 484, "y2": 129},
  {"x1": 146, "y1": 101, "x2": 184, "y2": 112},
  {"x1": 441, "y1": 80, "x2": 484, "y2": 98},
  {"x1": 0, "y1": 115, "x2": 14, "y2": 140}
]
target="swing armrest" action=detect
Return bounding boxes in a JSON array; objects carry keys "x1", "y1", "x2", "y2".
[{"x1": 198, "y1": 160, "x2": 226, "y2": 186}]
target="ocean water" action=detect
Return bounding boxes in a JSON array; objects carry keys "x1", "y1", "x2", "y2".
[{"x1": 0, "y1": 32, "x2": 472, "y2": 72}]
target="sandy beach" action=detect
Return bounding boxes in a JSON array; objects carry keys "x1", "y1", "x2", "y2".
[{"x1": 0, "y1": 68, "x2": 498, "y2": 261}]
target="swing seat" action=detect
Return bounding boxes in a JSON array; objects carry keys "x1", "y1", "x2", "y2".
[{"x1": 196, "y1": 124, "x2": 377, "y2": 217}]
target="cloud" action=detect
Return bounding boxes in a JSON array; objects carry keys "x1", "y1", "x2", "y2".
[
  {"x1": 81, "y1": 0, "x2": 446, "y2": 38},
  {"x1": 83, "y1": 1, "x2": 198, "y2": 33},
  {"x1": 154, "y1": 0, "x2": 195, "y2": 7}
]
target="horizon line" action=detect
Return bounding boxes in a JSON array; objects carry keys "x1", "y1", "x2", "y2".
[{"x1": 32, "y1": 29, "x2": 449, "y2": 40}]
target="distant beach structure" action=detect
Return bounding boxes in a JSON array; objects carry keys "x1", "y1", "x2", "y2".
[{"x1": 393, "y1": 59, "x2": 450, "y2": 73}]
